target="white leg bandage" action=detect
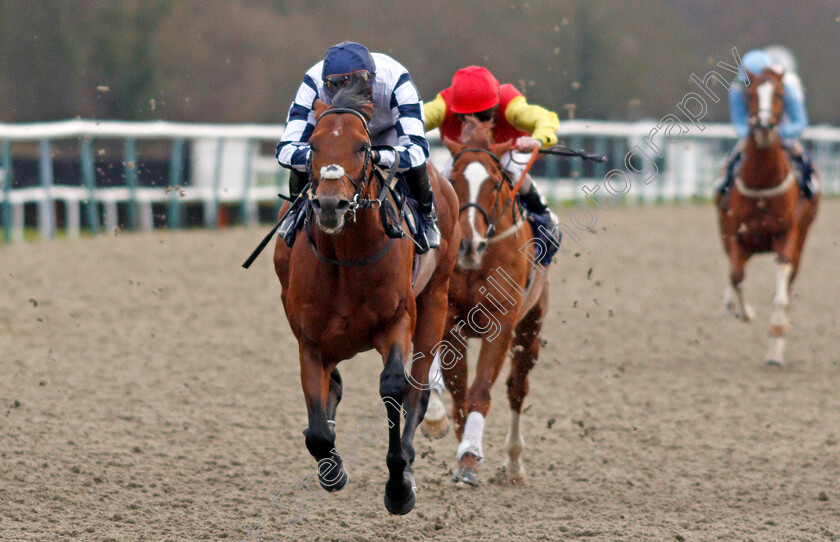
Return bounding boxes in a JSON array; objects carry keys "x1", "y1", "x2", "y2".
[
  {"x1": 457, "y1": 411, "x2": 485, "y2": 463},
  {"x1": 427, "y1": 350, "x2": 445, "y2": 396}
]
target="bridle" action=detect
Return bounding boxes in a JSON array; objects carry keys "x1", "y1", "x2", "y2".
[
  {"x1": 452, "y1": 147, "x2": 526, "y2": 244},
  {"x1": 305, "y1": 106, "x2": 403, "y2": 266},
  {"x1": 306, "y1": 107, "x2": 383, "y2": 220}
]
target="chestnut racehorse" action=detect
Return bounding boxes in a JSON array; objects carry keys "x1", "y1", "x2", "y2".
[
  {"x1": 272, "y1": 83, "x2": 460, "y2": 514},
  {"x1": 715, "y1": 68, "x2": 819, "y2": 366},
  {"x1": 421, "y1": 119, "x2": 550, "y2": 486}
]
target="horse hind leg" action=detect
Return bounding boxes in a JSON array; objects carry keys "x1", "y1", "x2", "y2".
[
  {"x1": 420, "y1": 310, "x2": 466, "y2": 440},
  {"x1": 420, "y1": 350, "x2": 450, "y2": 439},
  {"x1": 766, "y1": 260, "x2": 793, "y2": 366}
]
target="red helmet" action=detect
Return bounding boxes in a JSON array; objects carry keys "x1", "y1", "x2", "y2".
[{"x1": 449, "y1": 66, "x2": 500, "y2": 114}]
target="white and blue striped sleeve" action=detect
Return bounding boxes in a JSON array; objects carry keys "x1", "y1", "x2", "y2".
[
  {"x1": 387, "y1": 72, "x2": 429, "y2": 171},
  {"x1": 275, "y1": 72, "x2": 320, "y2": 171}
]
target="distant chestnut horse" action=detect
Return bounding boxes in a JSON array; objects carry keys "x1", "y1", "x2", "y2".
[
  {"x1": 272, "y1": 82, "x2": 459, "y2": 514},
  {"x1": 421, "y1": 119, "x2": 550, "y2": 486},
  {"x1": 716, "y1": 68, "x2": 819, "y2": 366}
]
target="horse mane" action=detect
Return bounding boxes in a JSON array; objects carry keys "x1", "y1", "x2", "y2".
[
  {"x1": 459, "y1": 116, "x2": 494, "y2": 148},
  {"x1": 331, "y1": 78, "x2": 374, "y2": 122}
]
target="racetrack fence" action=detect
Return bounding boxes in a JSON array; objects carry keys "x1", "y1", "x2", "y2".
[{"x1": 1, "y1": 119, "x2": 839, "y2": 242}]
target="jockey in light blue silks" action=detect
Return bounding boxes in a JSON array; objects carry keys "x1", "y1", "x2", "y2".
[{"x1": 716, "y1": 47, "x2": 818, "y2": 199}]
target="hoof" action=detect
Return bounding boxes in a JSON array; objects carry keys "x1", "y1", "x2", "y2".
[
  {"x1": 318, "y1": 461, "x2": 349, "y2": 492},
  {"x1": 739, "y1": 305, "x2": 755, "y2": 322},
  {"x1": 384, "y1": 471, "x2": 416, "y2": 515},
  {"x1": 765, "y1": 359, "x2": 783, "y2": 368},
  {"x1": 722, "y1": 301, "x2": 738, "y2": 318},
  {"x1": 498, "y1": 463, "x2": 526, "y2": 486},
  {"x1": 421, "y1": 416, "x2": 450, "y2": 440},
  {"x1": 451, "y1": 465, "x2": 480, "y2": 487}
]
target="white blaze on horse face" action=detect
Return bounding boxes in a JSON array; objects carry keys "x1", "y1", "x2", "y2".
[
  {"x1": 464, "y1": 161, "x2": 490, "y2": 246},
  {"x1": 320, "y1": 164, "x2": 345, "y2": 180},
  {"x1": 756, "y1": 81, "x2": 775, "y2": 127}
]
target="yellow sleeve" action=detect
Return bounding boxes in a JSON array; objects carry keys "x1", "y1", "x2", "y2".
[
  {"x1": 504, "y1": 95, "x2": 560, "y2": 147},
  {"x1": 423, "y1": 93, "x2": 447, "y2": 132}
]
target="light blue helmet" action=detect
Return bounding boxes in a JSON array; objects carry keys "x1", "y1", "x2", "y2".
[{"x1": 740, "y1": 49, "x2": 772, "y2": 78}]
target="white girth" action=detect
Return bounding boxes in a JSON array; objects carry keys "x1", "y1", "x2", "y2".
[{"x1": 734, "y1": 170, "x2": 795, "y2": 198}]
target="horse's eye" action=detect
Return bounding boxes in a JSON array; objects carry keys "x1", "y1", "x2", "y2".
[{"x1": 358, "y1": 145, "x2": 368, "y2": 154}]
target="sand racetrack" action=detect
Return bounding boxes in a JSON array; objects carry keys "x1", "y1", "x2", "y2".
[{"x1": 2, "y1": 200, "x2": 840, "y2": 541}]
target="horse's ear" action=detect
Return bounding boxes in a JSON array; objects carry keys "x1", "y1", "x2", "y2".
[
  {"x1": 490, "y1": 140, "x2": 513, "y2": 158},
  {"x1": 313, "y1": 99, "x2": 329, "y2": 118},
  {"x1": 442, "y1": 136, "x2": 463, "y2": 156}
]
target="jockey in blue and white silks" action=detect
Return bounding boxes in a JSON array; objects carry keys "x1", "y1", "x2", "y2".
[
  {"x1": 276, "y1": 41, "x2": 441, "y2": 253},
  {"x1": 717, "y1": 48, "x2": 818, "y2": 199}
]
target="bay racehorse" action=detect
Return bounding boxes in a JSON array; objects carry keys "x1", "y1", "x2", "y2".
[
  {"x1": 715, "y1": 68, "x2": 819, "y2": 366},
  {"x1": 272, "y1": 82, "x2": 460, "y2": 514},
  {"x1": 421, "y1": 118, "x2": 550, "y2": 486}
]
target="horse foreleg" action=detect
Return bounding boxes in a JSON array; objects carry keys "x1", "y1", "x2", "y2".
[
  {"x1": 503, "y1": 288, "x2": 547, "y2": 485},
  {"x1": 299, "y1": 345, "x2": 348, "y2": 492},
  {"x1": 726, "y1": 237, "x2": 754, "y2": 322},
  {"x1": 444, "y1": 317, "x2": 470, "y2": 440},
  {"x1": 453, "y1": 319, "x2": 515, "y2": 487},
  {"x1": 767, "y1": 235, "x2": 796, "y2": 366},
  {"x1": 374, "y1": 318, "x2": 415, "y2": 515}
]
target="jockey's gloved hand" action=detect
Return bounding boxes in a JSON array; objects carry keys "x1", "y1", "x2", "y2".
[
  {"x1": 371, "y1": 148, "x2": 397, "y2": 168},
  {"x1": 515, "y1": 136, "x2": 542, "y2": 153}
]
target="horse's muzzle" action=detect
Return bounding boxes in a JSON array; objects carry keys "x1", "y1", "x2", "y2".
[
  {"x1": 311, "y1": 195, "x2": 352, "y2": 233},
  {"x1": 458, "y1": 237, "x2": 487, "y2": 269},
  {"x1": 752, "y1": 126, "x2": 777, "y2": 148}
]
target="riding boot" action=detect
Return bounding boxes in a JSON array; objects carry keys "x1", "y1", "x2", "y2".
[
  {"x1": 404, "y1": 164, "x2": 441, "y2": 253},
  {"x1": 278, "y1": 168, "x2": 309, "y2": 247},
  {"x1": 716, "y1": 150, "x2": 742, "y2": 196},
  {"x1": 790, "y1": 150, "x2": 818, "y2": 200},
  {"x1": 288, "y1": 167, "x2": 309, "y2": 200},
  {"x1": 518, "y1": 182, "x2": 561, "y2": 247}
]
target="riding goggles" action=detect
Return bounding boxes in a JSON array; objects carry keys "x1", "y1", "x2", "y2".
[
  {"x1": 459, "y1": 106, "x2": 498, "y2": 123},
  {"x1": 323, "y1": 70, "x2": 374, "y2": 96}
]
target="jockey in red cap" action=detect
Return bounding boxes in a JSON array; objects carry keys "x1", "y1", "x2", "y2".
[{"x1": 425, "y1": 66, "x2": 562, "y2": 244}]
